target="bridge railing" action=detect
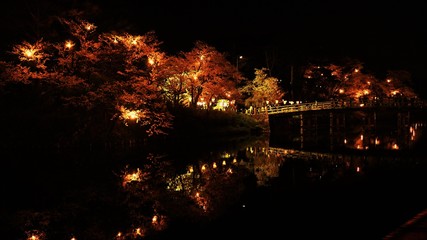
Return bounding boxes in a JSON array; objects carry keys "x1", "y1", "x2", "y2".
[
  {"x1": 250, "y1": 98, "x2": 426, "y2": 115},
  {"x1": 262, "y1": 101, "x2": 336, "y2": 115}
]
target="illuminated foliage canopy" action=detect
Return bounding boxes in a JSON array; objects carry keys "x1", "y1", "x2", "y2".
[
  {"x1": 302, "y1": 59, "x2": 417, "y2": 101},
  {"x1": 0, "y1": 18, "x2": 243, "y2": 145},
  {"x1": 0, "y1": 16, "x2": 421, "y2": 147},
  {"x1": 240, "y1": 68, "x2": 285, "y2": 108}
]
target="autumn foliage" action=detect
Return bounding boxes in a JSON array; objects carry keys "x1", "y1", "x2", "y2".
[
  {"x1": 0, "y1": 17, "x2": 421, "y2": 148},
  {"x1": 0, "y1": 18, "x2": 243, "y2": 147},
  {"x1": 302, "y1": 59, "x2": 418, "y2": 102}
]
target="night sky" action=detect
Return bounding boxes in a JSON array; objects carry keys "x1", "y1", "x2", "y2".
[{"x1": 1, "y1": 0, "x2": 426, "y2": 94}]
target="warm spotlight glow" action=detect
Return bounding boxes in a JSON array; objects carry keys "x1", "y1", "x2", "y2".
[
  {"x1": 391, "y1": 90, "x2": 399, "y2": 96},
  {"x1": 26, "y1": 231, "x2": 45, "y2": 240},
  {"x1": 65, "y1": 40, "x2": 75, "y2": 50},
  {"x1": 119, "y1": 106, "x2": 146, "y2": 125},
  {"x1": 152, "y1": 215, "x2": 158, "y2": 223},
  {"x1": 24, "y1": 49, "x2": 35, "y2": 58},
  {"x1": 15, "y1": 41, "x2": 45, "y2": 62},
  {"x1": 121, "y1": 108, "x2": 138, "y2": 120},
  {"x1": 122, "y1": 168, "x2": 142, "y2": 186},
  {"x1": 85, "y1": 23, "x2": 95, "y2": 31}
]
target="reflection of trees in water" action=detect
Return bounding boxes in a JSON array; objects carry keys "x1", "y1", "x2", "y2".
[
  {"x1": 117, "y1": 150, "x2": 256, "y2": 238},
  {"x1": 245, "y1": 145, "x2": 409, "y2": 188},
  {"x1": 270, "y1": 110, "x2": 426, "y2": 151},
  {"x1": 10, "y1": 129, "x2": 425, "y2": 239},
  {"x1": 246, "y1": 139, "x2": 427, "y2": 198},
  {"x1": 13, "y1": 149, "x2": 255, "y2": 240},
  {"x1": 118, "y1": 154, "x2": 172, "y2": 238},
  {"x1": 244, "y1": 145, "x2": 283, "y2": 186}
]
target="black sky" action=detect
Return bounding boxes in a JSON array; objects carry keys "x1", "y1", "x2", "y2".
[{"x1": 1, "y1": 0, "x2": 426, "y2": 91}]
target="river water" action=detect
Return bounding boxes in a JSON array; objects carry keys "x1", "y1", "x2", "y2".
[{"x1": 2, "y1": 109, "x2": 427, "y2": 239}]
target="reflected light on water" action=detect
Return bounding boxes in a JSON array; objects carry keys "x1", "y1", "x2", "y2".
[{"x1": 9, "y1": 110, "x2": 427, "y2": 240}]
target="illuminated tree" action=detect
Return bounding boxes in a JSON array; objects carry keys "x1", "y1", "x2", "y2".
[
  {"x1": 157, "y1": 55, "x2": 191, "y2": 107},
  {"x1": 240, "y1": 68, "x2": 285, "y2": 108},
  {"x1": 382, "y1": 70, "x2": 417, "y2": 98},
  {"x1": 1, "y1": 17, "x2": 173, "y2": 146},
  {"x1": 302, "y1": 59, "x2": 419, "y2": 103},
  {"x1": 302, "y1": 63, "x2": 342, "y2": 101},
  {"x1": 180, "y1": 41, "x2": 242, "y2": 108}
]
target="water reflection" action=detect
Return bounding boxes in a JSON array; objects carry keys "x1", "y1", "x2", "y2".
[
  {"x1": 3, "y1": 111, "x2": 427, "y2": 239},
  {"x1": 249, "y1": 145, "x2": 415, "y2": 187},
  {"x1": 269, "y1": 109, "x2": 426, "y2": 152}
]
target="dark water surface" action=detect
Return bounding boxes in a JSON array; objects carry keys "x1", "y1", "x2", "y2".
[{"x1": 2, "y1": 110, "x2": 427, "y2": 240}]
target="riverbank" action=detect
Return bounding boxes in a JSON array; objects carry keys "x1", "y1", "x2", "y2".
[
  {"x1": 0, "y1": 104, "x2": 268, "y2": 151},
  {"x1": 168, "y1": 108, "x2": 268, "y2": 137},
  {"x1": 144, "y1": 108, "x2": 269, "y2": 152}
]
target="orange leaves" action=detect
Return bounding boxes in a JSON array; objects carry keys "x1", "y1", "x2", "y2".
[
  {"x1": 1, "y1": 17, "x2": 245, "y2": 139},
  {"x1": 59, "y1": 18, "x2": 97, "y2": 41},
  {"x1": 11, "y1": 39, "x2": 50, "y2": 72},
  {"x1": 179, "y1": 41, "x2": 241, "y2": 108}
]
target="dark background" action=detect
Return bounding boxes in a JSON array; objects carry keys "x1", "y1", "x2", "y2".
[{"x1": 1, "y1": 0, "x2": 426, "y2": 96}]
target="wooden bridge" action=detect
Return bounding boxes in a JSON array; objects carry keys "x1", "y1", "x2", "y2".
[{"x1": 253, "y1": 99, "x2": 426, "y2": 115}]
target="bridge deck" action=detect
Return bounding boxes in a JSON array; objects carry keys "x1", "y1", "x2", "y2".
[{"x1": 254, "y1": 100, "x2": 426, "y2": 115}]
